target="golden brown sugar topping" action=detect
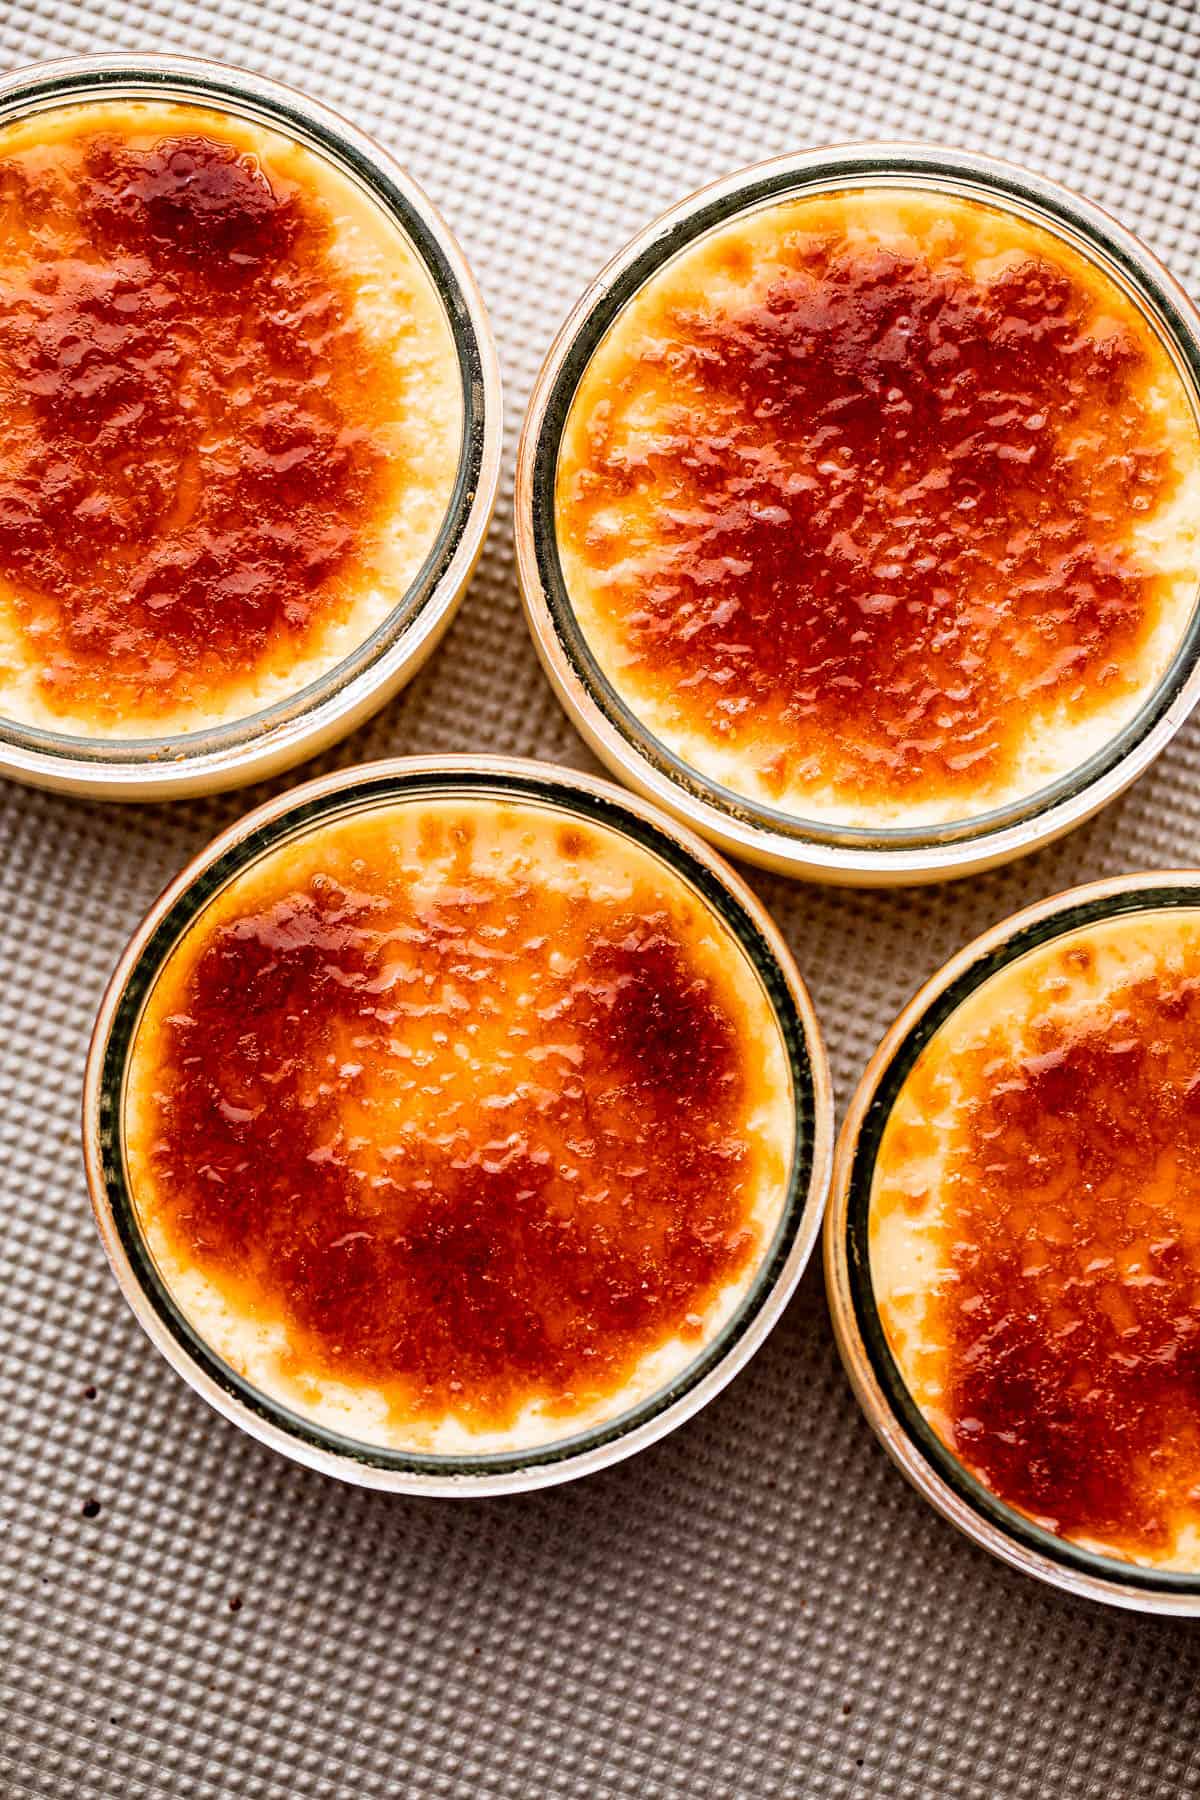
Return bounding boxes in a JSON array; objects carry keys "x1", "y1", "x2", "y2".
[
  {"x1": 126, "y1": 802, "x2": 790, "y2": 1438},
  {"x1": 872, "y1": 913, "x2": 1200, "y2": 1566},
  {"x1": 0, "y1": 103, "x2": 456, "y2": 733},
  {"x1": 556, "y1": 191, "x2": 1200, "y2": 823}
]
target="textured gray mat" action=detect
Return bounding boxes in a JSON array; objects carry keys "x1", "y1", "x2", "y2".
[{"x1": 4, "y1": 1, "x2": 1200, "y2": 1795}]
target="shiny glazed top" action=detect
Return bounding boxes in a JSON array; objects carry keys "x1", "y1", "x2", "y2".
[
  {"x1": 871, "y1": 909, "x2": 1200, "y2": 1570},
  {"x1": 556, "y1": 187, "x2": 1200, "y2": 830},
  {"x1": 123, "y1": 796, "x2": 793, "y2": 1453},
  {"x1": 0, "y1": 100, "x2": 461, "y2": 739}
]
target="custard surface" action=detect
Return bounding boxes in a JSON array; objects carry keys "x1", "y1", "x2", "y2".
[
  {"x1": 871, "y1": 908, "x2": 1200, "y2": 1570},
  {"x1": 556, "y1": 189, "x2": 1200, "y2": 828},
  {"x1": 125, "y1": 796, "x2": 794, "y2": 1453},
  {"x1": 0, "y1": 100, "x2": 461, "y2": 739}
]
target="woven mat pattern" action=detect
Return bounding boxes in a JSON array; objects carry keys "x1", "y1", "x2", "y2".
[{"x1": 4, "y1": 1, "x2": 1200, "y2": 1794}]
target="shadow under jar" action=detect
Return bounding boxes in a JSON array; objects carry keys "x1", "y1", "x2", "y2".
[
  {"x1": 0, "y1": 54, "x2": 501, "y2": 799},
  {"x1": 828, "y1": 873, "x2": 1200, "y2": 1613},
  {"x1": 517, "y1": 145, "x2": 1200, "y2": 885},
  {"x1": 83, "y1": 756, "x2": 832, "y2": 1494}
]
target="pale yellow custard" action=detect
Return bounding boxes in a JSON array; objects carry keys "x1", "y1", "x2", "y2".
[
  {"x1": 873, "y1": 909, "x2": 1200, "y2": 1570},
  {"x1": 557, "y1": 189, "x2": 1200, "y2": 828},
  {"x1": 0, "y1": 99, "x2": 462, "y2": 738},
  {"x1": 124, "y1": 796, "x2": 795, "y2": 1454}
]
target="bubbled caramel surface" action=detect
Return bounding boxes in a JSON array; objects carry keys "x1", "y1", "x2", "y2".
[
  {"x1": 871, "y1": 912, "x2": 1200, "y2": 1567},
  {"x1": 0, "y1": 102, "x2": 458, "y2": 735},
  {"x1": 556, "y1": 190, "x2": 1200, "y2": 827},
  {"x1": 125, "y1": 800, "x2": 792, "y2": 1447}
]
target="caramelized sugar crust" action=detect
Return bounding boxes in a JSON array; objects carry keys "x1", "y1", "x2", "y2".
[
  {"x1": 0, "y1": 103, "x2": 456, "y2": 732},
  {"x1": 126, "y1": 801, "x2": 790, "y2": 1440},
  {"x1": 557, "y1": 191, "x2": 1200, "y2": 824},
  {"x1": 872, "y1": 912, "x2": 1200, "y2": 1566}
]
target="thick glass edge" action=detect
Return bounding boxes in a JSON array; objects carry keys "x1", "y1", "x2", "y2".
[
  {"x1": 528, "y1": 148, "x2": 1200, "y2": 857},
  {"x1": 94, "y1": 764, "x2": 820, "y2": 1479},
  {"x1": 0, "y1": 57, "x2": 490, "y2": 770},
  {"x1": 844, "y1": 881, "x2": 1200, "y2": 1596}
]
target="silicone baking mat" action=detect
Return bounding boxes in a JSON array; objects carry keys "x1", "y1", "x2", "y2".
[{"x1": 4, "y1": 1, "x2": 1200, "y2": 1794}]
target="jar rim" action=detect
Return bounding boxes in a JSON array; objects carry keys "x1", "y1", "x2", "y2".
[
  {"x1": 827, "y1": 870, "x2": 1200, "y2": 1612},
  {"x1": 0, "y1": 53, "x2": 503, "y2": 798},
  {"x1": 516, "y1": 142, "x2": 1200, "y2": 883},
  {"x1": 82, "y1": 753, "x2": 834, "y2": 1494}
]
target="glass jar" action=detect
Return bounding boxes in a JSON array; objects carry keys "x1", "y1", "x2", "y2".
[
  {"x1": 827, "y1": 872, "x2": 1200, "y2": 1612},
  {"x1": 0, "y1": 54, "x2": 502, "y2": 798},
  {"x1": 84, "y1": 755, "x2": 833, "y2": 1494},
  {"x1": 516, "y1": 145, "x2": 1200, "y2": 884}
]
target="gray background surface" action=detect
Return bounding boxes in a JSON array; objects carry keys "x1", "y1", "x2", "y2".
[{"x1": 3, "y1": 0, "x2": 1200, "y2": 1794}]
